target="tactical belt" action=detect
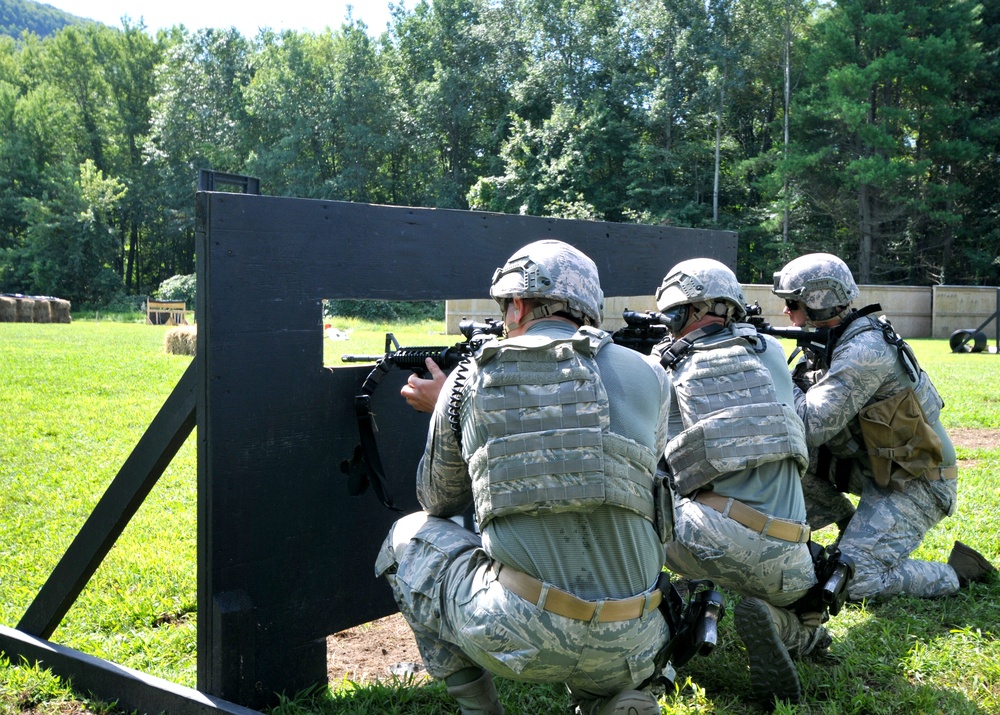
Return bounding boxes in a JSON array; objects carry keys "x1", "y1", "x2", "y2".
[
  {"x1": 694, "y1": 491, "x2": 810, "y2": 544},
  {"x1": 925, "y1": 465, "x2": 958, "y2": 481},
  {"x1": 492, "y1": 563, "x2": 662, "y2": 622}
]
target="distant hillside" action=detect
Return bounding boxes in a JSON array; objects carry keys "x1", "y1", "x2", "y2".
[{"x1": 1, "y1": 0, "x2": 91, "y2": 40}]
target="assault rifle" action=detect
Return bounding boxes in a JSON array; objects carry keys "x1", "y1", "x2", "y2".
[
  {"x1": 744, "y1": 301, "x2": 830, "y2": 357},
  {"x1": 342, "y1": 318, "x2": 505, "y2": 379},
  {"x1": 610, "y1": 309, "x2": 671, "y2": 355},
  {"x1": 340, "y1": 318, "x2": 504, "y2": 511}
]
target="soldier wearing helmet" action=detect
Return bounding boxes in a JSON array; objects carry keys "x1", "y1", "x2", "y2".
[
  {"x1": 772, "y1": 253, "x2": 994, "y2": 602},
  {"x1": 651, "y1": 258, "x2": 826, "y2": 704},
  {"x1": 378, "y1": 240, "x2": 674, "y2": 715}
]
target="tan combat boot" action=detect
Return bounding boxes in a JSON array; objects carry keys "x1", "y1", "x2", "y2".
[
  {"x1": 446, "y1": 670, "x2": 505, "y2": 715},
  {"x1": 948, "y1": 541, "x2": 996, "y2": 587}
]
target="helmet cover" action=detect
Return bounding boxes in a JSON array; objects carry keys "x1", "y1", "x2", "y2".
[
  {"x1": 490, "y1": 240, "x2": 604, "y2": 326},
  {"x1": 772, "y1": 253, "x2": 859, "y2": 321},
  {"x1": 655, "y1": 258, "x2": 746, "y2": 322}
]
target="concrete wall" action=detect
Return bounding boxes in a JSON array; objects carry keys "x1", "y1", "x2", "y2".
[
  {"x1": 932, "y1": 286, "x2": 1000, "y2": 340},
  {"x1": 447, "y1": 285, "x2": 1000, "y2": 339}
]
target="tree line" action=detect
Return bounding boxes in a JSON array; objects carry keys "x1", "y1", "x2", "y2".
[{"x1": 1, "y1": 0, "x2": 997, "y2": 308}]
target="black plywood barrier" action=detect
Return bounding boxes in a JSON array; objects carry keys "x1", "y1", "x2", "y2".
[
  {"x1": 0, "y1": 190, "x2": 737, "y2": 715},
  {"x1": 195, "y1": 193, "x2": 737, "y2": 707}
]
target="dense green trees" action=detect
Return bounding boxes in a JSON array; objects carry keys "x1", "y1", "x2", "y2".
[{"x1": 0, "y1": 0, "x2": 996, "y2": 307}]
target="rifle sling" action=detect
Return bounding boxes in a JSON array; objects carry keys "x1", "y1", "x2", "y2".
[{"x1": 352, "y1": 361, "x2": 402, "y2": 511}]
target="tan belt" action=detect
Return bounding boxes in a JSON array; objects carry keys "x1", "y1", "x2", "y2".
[
  {"x1": 925, "y1": 465, "x2": 958, "y2": 481},
  {"x1": 493, "y1": 564, "x2": 662, "y2": 622},
  {"x1": 694, "y1": 491, "x2": 810, "y2": 544}
]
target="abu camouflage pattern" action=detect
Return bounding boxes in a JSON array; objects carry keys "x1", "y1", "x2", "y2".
[
  {"x1": 654, "y1": 258, "x2": 746, "y2": 319},
  {"x1": 837, "y1": 475, "x2": 959, "y2": 599},
  {"x1": 490, "y1": 240, "x2": 605, "y2": 326},
  {"x1": 662, "y1": 334, "x2": 809, "y2": 496},
  {"x1": 791, "y1": 306, "x2": 961, "y2": 600},
  {"x1": 664, "y1": 495, "x2": 821, "y2": 655},
  {"x1": 390, "y1": 318, "x2": 673, "y2": 707},
  {"x1": 464, "y1": 328, "x2": 658, "y2": 528},
  {"x1": 376, "y1": 514, "x2": 670, "y2": 699},
  {"x1": 773, "y1": 253, "x2": 860, "y2": 321}
]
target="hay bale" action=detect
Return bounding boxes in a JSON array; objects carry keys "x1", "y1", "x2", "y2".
[
  {"x1": 164, "y1": 325, "x2": 197, "y2": 356},
  {"x1": 50, "y1": 298, "x2": 72, "y2": 323},
  {"x1": 0, "y1": 296, "x2": 15, "y2": 322},
  {"x1": 15, "y1": 297, "x2": 35, "y2": 322},
  {"x1": 32, "y1": 299, "x2": 52, "y2": 323}
]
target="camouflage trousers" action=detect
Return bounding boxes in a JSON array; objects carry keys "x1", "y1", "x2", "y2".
[
  {"x1": 376, "y1": 512, "x2": 670, "y2": 701},
  {"x1": 838, "y1": 473, "x2": 960, "y2": 600},
  {"x1": 799, "y1": 455, "x2": 960, "y2": 600},
  {"x1": 664, "y1": 496, "x2": 820, "y2": 655},
  {"x1": 800, "y1": 465, "x2": 861, "y2": 531}
]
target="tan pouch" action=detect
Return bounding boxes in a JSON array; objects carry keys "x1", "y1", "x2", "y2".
[{"x1": 858, "y1": 387, "x2": 943, "y2": 490}]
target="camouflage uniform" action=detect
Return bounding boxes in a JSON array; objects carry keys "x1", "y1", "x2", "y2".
[
  {"x1": 653, "y1": 258, "x2": 826, "y2": 703},
  {"x1": 655, "y1": 326, "x2": 820, "y2": 655},
  {"x1": 787, "y1": 320, "x2": 959, "y2": 600},
  {"x1": 774, "y1": 253, "x2": 960, "y2": 601},
  {"x1": 377, "y1": 317, "x2": 673, "y2": 707}
]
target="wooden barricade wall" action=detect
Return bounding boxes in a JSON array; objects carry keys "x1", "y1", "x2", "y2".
[{"x1": 195, "y1": 193, "x2": 737, "y2": 708}]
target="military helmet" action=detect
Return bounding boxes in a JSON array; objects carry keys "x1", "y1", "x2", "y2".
[
  {"x1": 772, "y1": 253, "x2": 859, "y2": 321},
  {"x1": 490, "y1": 239, "x2": 604, "y2": 326},
  {"x1": 655, "y1": 258, "x2": 746, "y2": 322}
]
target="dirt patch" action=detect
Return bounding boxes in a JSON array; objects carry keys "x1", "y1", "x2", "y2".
[
  {"x1": 949, "y1": 428, "x2": 1000, "y2": 451},
  {"x1": 326, "y1": 429, "x2": 999, "y2": 685},
  {"x1": 327, "y1": 612, "x2": 426, "y2": 684}
]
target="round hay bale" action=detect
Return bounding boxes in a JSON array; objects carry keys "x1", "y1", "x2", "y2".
[
  {"x1": 50, "y1": 298, "x2": 72, "y2": 323},
  {"x1": 0, "y1": 296, "x2": 15, "y2": 322},
  {"x1": 165, "y1": 325, "x2": 197, "y2": 356},
  {"x1": 32, "y1": 299, "x2": 52, "y2": 323},
  {"x1": 15, "y1": 297, "x2": 35, "y2": 322}
]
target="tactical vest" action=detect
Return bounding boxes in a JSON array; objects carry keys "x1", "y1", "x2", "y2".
[
  {"x1": 664, "y1": 325, "x2": 809, "y2": 496},
  {"x1": 833, "y1": 312, "x2": 944, "y2": 424},
  {"x1": 462, "y1": 327, "x2": 659, "y2": 530},
  {"x1": 832, "y1": 313, "x2": 947, "y2": 488}
]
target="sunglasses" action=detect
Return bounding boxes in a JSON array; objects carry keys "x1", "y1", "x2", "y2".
[{"x1": 784, "y1": 299, "x2": 802, "y2": 311}]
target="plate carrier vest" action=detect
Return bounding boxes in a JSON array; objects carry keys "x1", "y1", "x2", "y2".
[{"x1": 463, "y1": 327, "x2": 659, "y2": 530}]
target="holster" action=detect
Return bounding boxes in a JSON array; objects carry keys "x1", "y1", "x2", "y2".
[
  {"x1": 652, "y1": 574, "x2": 725, "y2": 675},
  {"x1": 791, "y1": 542, "x2": 856, "y2": 618}
]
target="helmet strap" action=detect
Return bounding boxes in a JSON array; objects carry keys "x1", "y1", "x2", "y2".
[{"x1": 505, "y1": 300, "x2": 570, "y2": 333}]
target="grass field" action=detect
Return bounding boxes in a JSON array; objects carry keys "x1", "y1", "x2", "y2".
[{"x1": 1, "y1": 318, "x2": 998, "y2": 714}]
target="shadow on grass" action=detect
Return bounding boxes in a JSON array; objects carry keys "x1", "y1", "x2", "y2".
[{"x1": 288, "y1": 578, "x2": 998, "y2": 715}]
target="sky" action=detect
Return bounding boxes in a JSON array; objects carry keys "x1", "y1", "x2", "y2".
[{"x1": 40, "y1": 0, "x2": 402, "y2": 38}]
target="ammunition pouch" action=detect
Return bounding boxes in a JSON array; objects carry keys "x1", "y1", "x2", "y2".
[
  {"x1": 858, "y1": 387, "x2": 943, "y2": 491},
  {"x1": 653, "y1": 465, "x2": 674, "y2": 544}
]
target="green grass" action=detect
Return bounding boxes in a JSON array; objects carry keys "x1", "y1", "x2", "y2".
[{"x1": 1, "y1": 326, "x2": 998, "y2": 714}]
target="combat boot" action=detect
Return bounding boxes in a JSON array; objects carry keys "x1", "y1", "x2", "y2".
[
  {"x1": 446, "y1": 670, "x2": 505, "y2": 715},
  {"x1": 735, "y1": 597, "x2": 802, "y2": 704},
  {"x1": 948, "y1": 541, "x2": 996, "y2": 587},
  {"x1": 575, "y1": 689, "x2": 660, "y2": 715}
]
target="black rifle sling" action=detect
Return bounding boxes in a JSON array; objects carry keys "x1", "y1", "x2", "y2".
[
  {"x1": 658, "y1": 323, "x2": 727, "y2": 369},
  {"x1": 353, "y1": 359, "x2": 402, "y2": 512},
  {"x1": 823, "y1": 304, "x2": 882, "y2": 366}
]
